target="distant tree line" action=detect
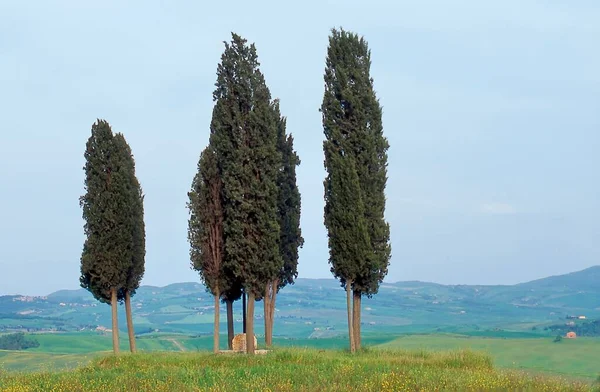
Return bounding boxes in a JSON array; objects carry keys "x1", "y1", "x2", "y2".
[
  {"x1": 79, "y1": 28, "x2": 390, "y2": 355},
  {"x1": 0, "y1": 333, "x2": 40, "y2": 350},
  {"x1": 546, "y1": 319, "x2": 600, "y2": 337}
]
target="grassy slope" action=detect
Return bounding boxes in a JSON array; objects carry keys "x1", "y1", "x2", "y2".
[
  {"x1": 381, "y1": 335, "x2": 600, "y2": 379},
  {"x1": 1, "y1": 333, "x2": 599, "y2": 381},
  {"x1": 0, "y1": 350, "x2": 98, "y2": 373},
  {"x1": 0, "y1": 349, "x2": 594, "y2": 392},
  {"x1": 0, "y1": 333, "x2": 396, "y2": 371}
]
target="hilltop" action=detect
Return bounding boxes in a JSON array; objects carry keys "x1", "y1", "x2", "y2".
[
  {"x1": 1, "y1": 266, "x2": 599, "y2": 337},
  {"x1": 1, "y1": 348, "x2": 593, "y2": 391}
]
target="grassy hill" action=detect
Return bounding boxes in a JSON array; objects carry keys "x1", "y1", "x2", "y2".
[
  {"x1": 1, "y1": 267, "x2": 599, "y2": 337},
  {"x1": 0, "y1": 348, "x2": 595, "y2": 391},
  {"x1": 381, "y1": 335, "x2": 600, "y2": 380}
]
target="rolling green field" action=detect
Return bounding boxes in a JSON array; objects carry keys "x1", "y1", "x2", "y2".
[
  {"x1": 0, "y1": 333, "x2": 395, "y2": 372},
  {"x1": 4, "y1": 267, "x2": 600, "y2": 338},
  {"x1": 380, "y1": 335, "x2": 600, "y2": 380},
  {"x1": 1, "y1": 332, "x2": 599, "y2": 382},
  {"x1": 0, "y1": 348, "x2": 596, "y2": 392}
]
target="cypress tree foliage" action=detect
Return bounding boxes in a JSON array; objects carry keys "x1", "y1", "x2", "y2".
[
  {"x1": 322, "y1": 149, "x2": 369, "y2": 353},
  {"x1": 321, "y1": 28, "x2": 391, "y2": 352},
  {"x1": 80, "y1": 119, "x2": 136, "y2": 355},
  {"x1": 264, "y1": 100, "x2": 304, "y2": 347},
  {"x1": 210, "y1": 33, "x2": 282, "y2": 354},
  {"x1": 188, "y1": 146, "x2": 226, "y2": 353},
  {"x1": 113, "y1": 133, "x2": 146, "y2": 354}
]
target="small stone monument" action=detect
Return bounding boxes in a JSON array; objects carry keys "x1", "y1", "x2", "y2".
[{"x1": 231, "y1": 333, "x2": 257, "y2": 352}]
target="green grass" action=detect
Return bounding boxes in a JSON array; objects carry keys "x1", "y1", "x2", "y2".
[
  {"x1": 0, "y1": 348, "x2": 595, "y2": 391},
  {"x1": 2, "y1": 332, "x2": 599, "y2": 382},
  {"x1": 29, "y1": 333, "x2": 115, "y2": 354},
  {"x1": 0, "y1": 350, "x2": 99, "y2": 373},
  {"x1": 380, "y1": 334, "x2": 600, "y2": 379}
]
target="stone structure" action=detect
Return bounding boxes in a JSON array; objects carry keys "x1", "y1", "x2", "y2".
[{"x1": 231, "y1": 333, "x2": 257, "y2": 352}]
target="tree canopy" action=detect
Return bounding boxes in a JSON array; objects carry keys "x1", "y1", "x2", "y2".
[
  {"x1": 188, "y1": 146, "x2": 225, "y2": 296},
  {"x1": 322, "y1": 28, "x2": 390, "y2": 296},
  {"x1": 113, "y1": 133, "x2": 146, "y2": 300},
  {"x1": 322, "y1": 28, "x2": 391, "y2": 352},
  {"x1": 209, "y1": 33, "x2": 282, "y2": 298},
  {"x1": 274, "y1": 101, "x2": 304, "y2": 291},
  {"x1": 80, "y1": 120, "x2": 135, "y2": 303}
]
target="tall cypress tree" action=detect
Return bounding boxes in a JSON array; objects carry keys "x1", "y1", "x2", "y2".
[
  {"x1": 188, "y1": 146, "x2": 226, "y2": 353},
  {"x1": 323, "y1": 144, "x2": 370, "y2": 353},
  {"x1": 113, "y1": 133, "x2": 146, "y2": 354},
  {"x1": 264, "y1": 100, "x2": 303, "y2": 347},
  {"x1": 80, "y1": 120, "x2": 135, "y2": 355},
  {"x1": 210, "y1": 33, "x2": 281, "y2": 354},
  {"x1": 322, "y1": 28, "x2": 391, "y2": 352}
]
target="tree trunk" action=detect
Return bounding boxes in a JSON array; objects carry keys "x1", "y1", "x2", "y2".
[
  {"x1": 110, "y1": 287, "x2": 120, "y2": 355},
  {"x1": 353, "y1": 290, "x2": 361, "y2": 351},
  {"x1": 213, "y1": 288, "x2": 220, "y2": 353},
  {"x1": 226, "y1": 299, "x2": 234, "y2": 350},
  {"x1": 242, "y1": 291, "x2": 247, "y2": 334},
  {"x1": 246, "y1": 292, "x2": 255, "y2": 355},
  {"x1": 125, "y1": 290, "x2": 136, "y2": 353},
  {"x1": 264, "y1": 279, "x2": 278, "y2": 347},
  {"x1": 263, "y1": 282, "x2": 271, "y2": 347},
  {"x1": 346, "y1": 281, "x2": 355, "y2": 353},
  {"x1": 269, "y1": 285, "x2": 277, "y2": 347}
]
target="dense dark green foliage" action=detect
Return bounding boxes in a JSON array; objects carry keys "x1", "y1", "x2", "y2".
[
  {"x1": 113, "y1": 134, "x2": 146, "y2": 299},
  {"x1": 220, "y1": 281, "x2": 243, "y2": 304},
  {"x1": 274, "y1": 101, "x2": 303, "y2": 290},
  {"x1": 209, "y1": 33, "x2": 282, "y2": 298},
  {"x1": 0, "y1": 332, "x2": 39, "y2": 350},
  {"x1": 321, "y1": 28, "x2": 390, "y2": 295},
  {"x1": 547, "y1": 319, "x2": 600, "y2": 337},
  {"x1": 188, "y1": 146, "x2": 226, "y2": 296},
  {"x1": 553, "y1": 335, "x2": 563, "y2": 343},
  {"x1": 323, "y1": 150, "x2": 370, "y2": 288},
  {"x1": 80, "y1": 120, "x2": 132, "y2": 303},
  {"x1": 79, "y1": 120, "x2": 144, "y2": 303}
]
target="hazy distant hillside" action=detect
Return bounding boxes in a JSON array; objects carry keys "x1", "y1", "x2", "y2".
[
  {"x1": 520, "y1": 266, "x2": 600, "y2": 291},
  {"x1": 1, "y1": 267, "x2": 598, "y2": 338}
]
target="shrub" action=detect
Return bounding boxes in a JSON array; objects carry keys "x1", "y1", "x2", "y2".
[{"x1": 0, "y1": 332, "x2": 40, "y2": 350}]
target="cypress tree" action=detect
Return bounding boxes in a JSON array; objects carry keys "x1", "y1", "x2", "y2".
[
  {"x1": 323, "y1": 146, "x2": 370, "y2": 353},
  {"x1": 321, "y1": 28, "x2": 391, "y2": 352},
  {"x1": 264, "y1": 101, "x2": 304, "y2": 347},
  {"x1": 188, "y1": 146, "x2": 226, "y2": 353},
  {"x1": 210, "y1": 33, "x2": 281, "y2": 354},
  {"x1": 80, "y1": 120, "x2": 136, "y2": 355},
  {"x1": 113, "y1": 134, "x2": 146, "y2": 354}
]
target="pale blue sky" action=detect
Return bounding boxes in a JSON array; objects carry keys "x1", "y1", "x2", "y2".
[{"x1": 1, "y1": 1, "x2": 598, "y2": 295}]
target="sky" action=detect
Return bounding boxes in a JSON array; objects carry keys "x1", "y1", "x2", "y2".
[{"x1": 0, "y1": 1, "x2": 598, "y2": 296}]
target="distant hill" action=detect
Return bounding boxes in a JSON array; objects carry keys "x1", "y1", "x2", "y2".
[
  {"x1": 1, "y1": 267, "x2": 599, "y2": 338},
  {"x1": 520, "y1": 266, "x2": 600, "y2": 291}
]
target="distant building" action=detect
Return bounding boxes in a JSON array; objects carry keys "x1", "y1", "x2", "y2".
[
  {"x1": 565, "y1": 331, "x2": 577, "y2": 339},
  {"x1": 578, "y1": 315, "x2": 586, "y2": 320}
]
